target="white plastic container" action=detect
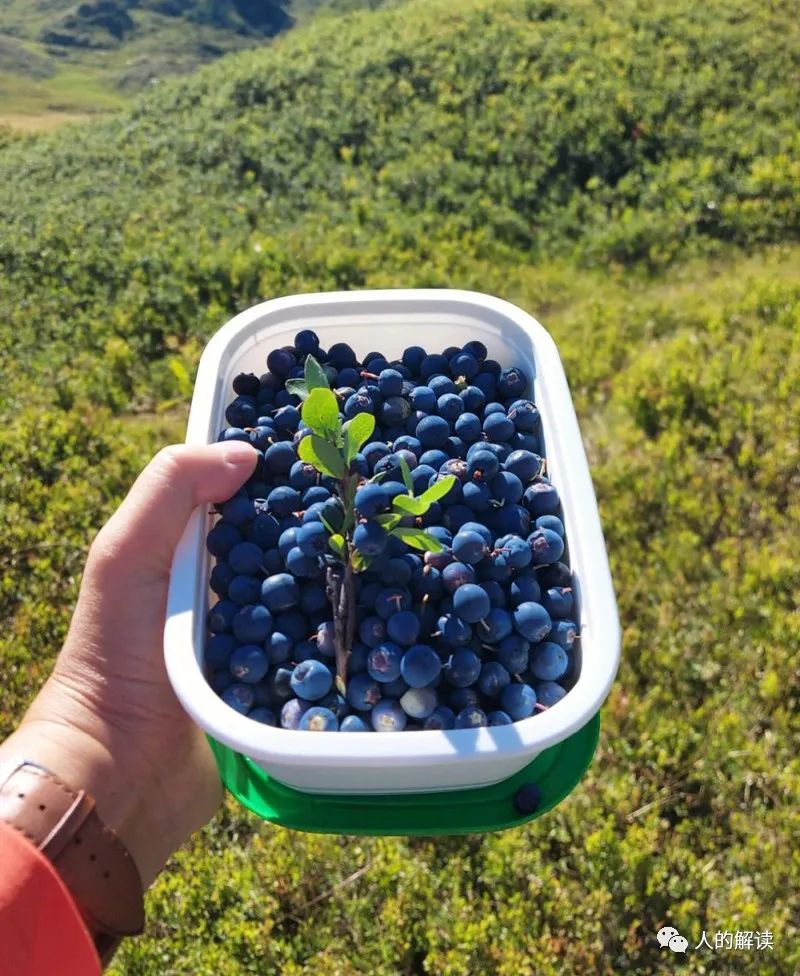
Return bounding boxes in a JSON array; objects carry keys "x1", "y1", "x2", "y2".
[{"x1": 164, "y1": 289, "x2": 619, "y2": 794}]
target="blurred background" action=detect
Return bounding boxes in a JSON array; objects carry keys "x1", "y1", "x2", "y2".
[{"x1": 0, "y1": 1, "x2": 798, "y2": 973}]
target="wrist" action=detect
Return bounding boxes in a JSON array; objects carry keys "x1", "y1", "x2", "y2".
[{"x1": 0, "y1": 718, "x2": 166, "y2": 888}]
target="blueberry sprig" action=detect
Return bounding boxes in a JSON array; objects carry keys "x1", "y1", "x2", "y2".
[{"x1": 285, "y1": 353, "x2": 454, "y2": 691}]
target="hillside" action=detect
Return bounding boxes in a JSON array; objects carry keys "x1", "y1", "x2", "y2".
[
  {"x1": 0, "y1": 0, "x2": 388, "y2": 127},
  {"x1": 1, "y1": 0, "x2": 799, "y2": 973}
]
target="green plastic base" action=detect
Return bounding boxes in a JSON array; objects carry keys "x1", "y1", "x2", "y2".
[{"x1": 208, "y1": 713, "x2": 599, "y2": 836}]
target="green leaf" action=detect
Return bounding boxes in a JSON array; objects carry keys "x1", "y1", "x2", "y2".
[
  {"x1": 304, "y1": 354, "x2": 329, "y2": 392},
  {"x1": 351, "y1": 550, "x2": 370, "y2": 572},
  {"x1": 343, "y1": 413, "x2": 375, "y2": 463},
  {"x1": 320, "y1": 515, "x2": 335, "y2": 534},
  {"x1": 392, "y1": 494, "x2": 427, "y2": 516},
  {"x1": 375, "y1": 512, "x2": 403, "y2": 530},
  {"x1": 370, "y1": 470, "x2": 387, "y2": 484},
  {"x1": 298, "y1": 434, "x2": 346, "y2": 478},
  {"x1": 417, "y1": 474, "x2": 457, "y2": 506},
  {"x1": 303, "y1": 387, "x2": 340, "y2": 438},
  {"x1": 285, "y1": 378, "x2": 310, "y2": 400},
  {"x1": 398, "y1": 454, "x2": 414, "y2": 493},
  {"x1": 390, "y1": 527, "x2": 444, "y2": 553},
  {"x1": 328, "y1": 533, "x2": 345, "y2": 557}
]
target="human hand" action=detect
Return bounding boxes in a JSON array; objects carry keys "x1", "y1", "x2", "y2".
[{"x1": 0, "y1": 441, "x2": 257, "y2": 887}]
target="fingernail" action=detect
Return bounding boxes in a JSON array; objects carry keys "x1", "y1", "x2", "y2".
[{"x1": 217, "y1": 441, "x2": 258, "y2": 467}]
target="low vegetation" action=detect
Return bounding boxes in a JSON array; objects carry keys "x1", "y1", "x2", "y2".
[{"x1": 1, "y1": 0, "x2": 797, "y2": 972}]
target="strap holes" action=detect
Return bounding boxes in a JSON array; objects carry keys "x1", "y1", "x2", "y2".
[
  {"x1": 103, "y1": 871, "x2": 110, "y2": 879},
  {"x1": 39, "y1": 804, "x2": 46, "y2": 811},
  {"x1": 89, "y1": 854, "x2": 96, "y2": 862}
]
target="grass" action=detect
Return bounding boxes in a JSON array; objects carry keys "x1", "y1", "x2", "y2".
[{"x1": 0, "y1": 0, "x2": 798, "y2": 970}]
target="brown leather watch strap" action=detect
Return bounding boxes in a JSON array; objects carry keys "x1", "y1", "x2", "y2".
[{"x1": 0, "y1": 761, "x2": 145, "y2": 965}]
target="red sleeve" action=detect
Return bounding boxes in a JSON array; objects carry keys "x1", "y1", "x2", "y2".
[{"x1": 0, "y1": 820, "x2": 101, "y2": 976}]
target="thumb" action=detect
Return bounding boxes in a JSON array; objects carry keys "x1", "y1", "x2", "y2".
[{"x1": 89, "y1": 441, "x2": 258, "y2": 583}]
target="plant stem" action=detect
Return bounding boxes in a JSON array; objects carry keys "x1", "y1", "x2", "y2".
[{"x1": 328, "y1": 547, "x2": 356, "y2": 696}]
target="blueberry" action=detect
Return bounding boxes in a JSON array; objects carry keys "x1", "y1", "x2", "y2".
[
  {"x1": 420, "y1": 354, "x2": 449, "y2": 379},
  {"x1": 479, "y1": 607, "x2": 514, "y2": 643},
  {"x1": 480, "y1": 580, "x2": 507, "y2": 609},
  {"x1": 466, "y1": 449, "x2": 500, "y2": 481},
  {"x1": 487, "y1": 710, "x2": 513, "y2": 726},
  {"x1": 367, "y1": 642, "x2": 404, "y2": 683},
  {"x1": 454, "y1": 412, "x2": 482, "y2": 442},
  {"x1": 227, "y1": 541, "x2": 263, "y2": 576},
  {"x1": 353, "y1": 519, "x2": 388, "y2": 556},
  {"x1": 294, "y1": 329, "x2": 320, "y2": 354},
  {"x1": 453, "y1": 583, "x2": 490, "y2": 624},
  {"x1": 267, "y1": 348, "x2": 297, "y2": 377},
  {"x1": 225, "y1": 396, "x2": 259, "y2": 428},
  {"x1": 541, "y1": 586, "x2": 574, "y2": 619},
  {"x1": 445, "y1": 649, "x2": 482, "y2": 687},
  {"x1": 340, "y1": 714, "x2": 371, "y2": 732},
  {"x1": 402, "y1": 345, "x2": 427, "y2": 372},
  {"x1": 507, "y1": 398, "x2": 539, "y2": 431},
  {"x1": 455, "y1": 706, "x2": 488, "y2": 729},
  {"x1": 228, "y1": 574, "x2": 262, "y2": 605},
  {"x1": 535, "y1": 681, "x2": 568, "y2": 707},
  {"x1": 441, "y1": 561, "x2": 476, "y2": 597},
  {"x1": 207, "y1": 599, "x2": 238, "y2": 634},
  {"x1": 266, "y1": 667, "x2": 292, "y2": 704},
  {"x1": 246, "y1": 512, "x2": 281, "y2": 549},
  {"x1": 232, "y1": 372, "x2": 261, "y2": 396},
  {"x1": 354, "y1": 483, "x2": 390, "y2": 518},
  {"x1": 461, "y1": 480, "x2": 492, "y2": 512},
  {"x1": 535, "y1": 514, "x2": 565, "y2": 538},
  {"x1": 477, "y1": 661, "x2": 511, "y2": 698},
  {"x1": 375, "y1": 586, "x2": 412, "y2": 620},
  {"x1": 436, "y1": 612, "x2": 473, "y2": 647},
  {"x1": 265, "y1": 631, "x2": 293, "y2": 665},
  {"x1": 371, "y1": 699, "x2": 407, "y2": 732},
  {"x1": 424, "y1": 706, "x2": 456, "y2": 730},
  {"x1": 232, "y1": 604, "x2": 273, "y2": 642},
  {"x1": 260, "y1": 573, "x2": 300, "y2": 613},
  {"x1": 264, "y1": 441, "x2": 297, "y2": 475},
  {"x1": 221, "y1": 496, "x2": 257, "y2": 527},
  {"x1": 504, "y1": 449, "x2": 543, "y2": 482},
  {"x1": 206, "y1": 522, "x2": 243, "y2": 558},
  {"x1": 281, "y1": 697, "x2": 312, "y2": 729},
  {"x1": 230, "y1": 644, "x2": 270, "y2": 684},
  {"x1": 286, "y1": 546, "x2": 320, "y2": 577},
  {"x1": 248, "y1": 706, "x2": 277, "y2": 725},
  {"x1": 523, "y1": 481, "x2": 560, "y2": 517},
  {"x1": 400, "y1": 644, "x2": 442, "y2": 688},
  {"x1": 499, "y1": 683, "x2": 537, "y2": 720},
  {"x1": 221, "y1": 682, "x2": 255, "y2": 715},
  {"x1": 378, "y1": 368, "x2": 404, "y2": 397},
  {"x1": 386, "y1": 610, "x2": 421, "y2": 647},
  {"x1": 449, "y1": 351, "x2": 479, "y2": 380},
  {"x1": 451, "y1": 530, "x2": 487, "y2": 565},
  {"x1": 509, "y1": 571, "x2": 542, "y2": 607},
  {"x1": 497, "y1": 634, "x2": 530, "y2": 675},
  {"x1": 346, "y1": 673, "x2": 382, "y2": 711},
  {"x1": 490, "y1": 503, "x2": 531, "y2": 537},
  {"x1": 290, "y1": 659, "x2": 333, "y2": 701},
  {"x1": 315, "y1": 620, "x2": 336, "y2": 658},
  {"x1": 528, "y1": 527, "x2": 565, "y2": 566},
  {"x1": 416, "y1": 415, "x2": 450, "y2": 448},
  {"x1": 512, "y1": 601, "x2": 552, "y2": 642},
  {"x1": 497, "y1": 366, "x2": 528, "y2": 398},
  {"x1": 499, "y1": 535, "x2": 532, "y2": 570},
  {"x1": 296, "y1": 521, "x2": 329, "y2": 557},
  {"x1": 400, "y1": 686, "x2": 438, "y2": 719},
  {"x1": 267, "y1": 485, "x2": 301, "y2": 518},
  {"x1": 209, "y1": 561, "x2": 235, "y2": 598},
  {"x1": 299, "y1": 706, "x2": 339, "y2": 731},
  {"x1": 437, "y1": 392, "x2": 465, "y2": 422},
  {"x1": 448, "y1": 687, "x2": 481, "y2": 711},
  {"x1": 205, "y1": 633, "x2": 236, "y2": 669},
  {"x1": 483, "y1": 412, "x2": 515, "y2": 442},
  {"x1": 513, "y1": 782, "x2": 543, "y2": 815},
  {"x1": 548, "y1": 619, "x2": 578, "y2": 650}
]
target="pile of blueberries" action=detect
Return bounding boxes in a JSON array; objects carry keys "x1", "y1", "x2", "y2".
[{"x1": 205, "y1": 331, "x2": 577, "y2": 733}]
